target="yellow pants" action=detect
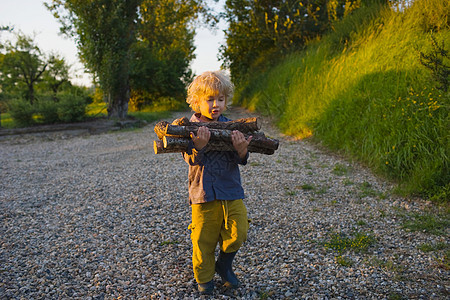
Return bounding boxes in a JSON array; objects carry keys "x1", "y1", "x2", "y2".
[{"x1": 189, "y1": 199, "x2": 249, "y2": 284}]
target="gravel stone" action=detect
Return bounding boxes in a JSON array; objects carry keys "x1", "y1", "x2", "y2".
[{"x1": 1, "y1": 108, "x2": 448, "y2": 299}]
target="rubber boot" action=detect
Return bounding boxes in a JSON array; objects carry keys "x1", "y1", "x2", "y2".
[
  {"x1": 215, "y1": 251, "x2": 240, "y2": 289},
  {"x1": 197, "y1": 280, "x2": 214, "y2": 295}
]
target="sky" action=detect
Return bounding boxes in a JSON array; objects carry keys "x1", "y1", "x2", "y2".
[{"x1": 0, "y1": 0, "x2": 226, "y2": 86}]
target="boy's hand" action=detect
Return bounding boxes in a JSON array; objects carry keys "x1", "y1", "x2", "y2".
[
  {"x1": 190, "y1": 126, "x2": 210, "y2": 150},
  {"x1": 231, "y1": 130, "x2": 252, "y2": 159}
]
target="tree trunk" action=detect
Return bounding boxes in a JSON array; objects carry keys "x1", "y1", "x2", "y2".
[
  {"x1": 107, "y1": 85, "x2": 129, "y2": 119},
  {"x1": 28, "y1": 83, "x2": 34, "y2": 105}
]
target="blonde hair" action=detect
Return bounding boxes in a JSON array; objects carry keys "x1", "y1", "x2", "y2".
[{"x1": 186, "y1": 70, "x2": 234, "y2": 113}]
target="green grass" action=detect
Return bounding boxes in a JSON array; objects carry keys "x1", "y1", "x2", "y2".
[
  {"x1": 86, "y1": 102, "x2": 172, "y2": 123},
  {"x1": 299, "y1": 183, "x2": 315, "y2": 190},
  {"x1": 1, "y1": 100, "x2": 175, "y2": 129},
  {"x1": 234, "y1": 0, "x2": 449, "y2": 201},
  {"x1": 0, "y1": 112, "x2": 14, "y2": 128},
  {"x1": 335, "y1": 255, "x2": 354, "y2": 267},
  {"x1": 160, "y1": 240, "x2": 179, "y2": 246},
  {"x1": 324, "y1": 231, "x2": 376, "y2": 254},
  {"x1": 418, "y1": 241, "x2": 447, "y2": 253},
  {"x1": 402, "y1": 211, "x2": 449, "y2": 235},
  {"x1": 332, "y1": 163, "x2": 349, "y2": 176}
]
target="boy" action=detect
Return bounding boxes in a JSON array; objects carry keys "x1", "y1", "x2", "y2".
[{"x1": 183, "y1": 71, "x2": 252, "y2": 294}]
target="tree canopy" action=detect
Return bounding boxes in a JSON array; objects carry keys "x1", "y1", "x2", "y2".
[
  {"x1": 0, "y1": 34, "x2": 48, "y2": 104},
  {"x1": 46, "y1": 0, "x2": 142, "y2": 119},
  {"x1": 45, "y1": 0, "x2": 213, "y2": 118},
  {"x1": 220, "y1": 0, "x2": 365, "y2": 82}
]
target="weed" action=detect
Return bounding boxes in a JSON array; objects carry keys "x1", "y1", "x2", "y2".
[
  {"x1": 300, "y1": 184, "x2": 315, "y2": 190},
  {"x1": 402, "y1": 212, "x2": 449, "y2": 235},
  {"x1": 285, "y1": 190, "x2": 297, "y2": 196},
  {"x1": 160, "y1": 240, "x2": 179, "y2": 246},
  {"x1": 359, "y1": 182, "x2": 379, "y2": 198},
  {"x1": 258, "y1": 290, "x2": 271, "y2": 299},
  {"x1": 250, "y1": 161, "x2": 263, "y2": 167},
  {"x1": 438, "y1": 250, "x2": 450, "y2": 270},
  {"x1": 332, "y1": 163, "x2": 349, "y2": 176},
  {"x1": 336, "y1": 255, "x2": 354, "y2": 267},
  {"x1": 388, "y1": 292, "x2": 404, "y2": 300},
  {"x1": 343, "y1": 178, "x2": 354, "y2": 186},
  {"x1": 317, "y1": 186, "x2": 329, "y2": 195},
  {"x1": 418, "y1": 243, "x2": 434, "y2": 252},
  {"x1": 356, "y1": 219, "x2": 367, "y2": 226},
  {"x1": 417, "y1": 241, "x2": 447, "y2": 253},
  {"x1": 324, "y1": 231, "x2": 376, "y2": 254}
]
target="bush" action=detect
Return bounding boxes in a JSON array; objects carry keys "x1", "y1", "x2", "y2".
[
  {"x1": 56, "y1": 94, "x2": 87, "y2": 123},
  {"x1": 7, "y1": 93, "x2": 88, "y2": 127},
  {"x1": 8, "y1": 99, "x2": 35, "y2": 127},
  {"x1": 36, "y1": 97, "x2": 60, "y2": 124}
]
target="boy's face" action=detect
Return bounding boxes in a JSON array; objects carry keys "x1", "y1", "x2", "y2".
[{"x1": 199, "y1": 93, "x2": 226, "y2": 121}]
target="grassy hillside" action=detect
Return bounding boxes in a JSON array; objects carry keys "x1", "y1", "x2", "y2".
[{"x1": 235, "y1": 0, "x2": 449, "y2": 201}]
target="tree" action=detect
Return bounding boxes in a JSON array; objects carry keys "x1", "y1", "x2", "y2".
[
  {"x1": 41, "y1": 53, "x2": 71, "y2": 98},
  {"x1": 220, "y1": 0, "x2": 363, "y2": 82},
  {"x1": 46, "y1": 0, "x2": 142, "y2": 119},
  {"x1": 0, "y1": 33, "x2": 47, "y2": 105},
  {"x1": 129, "y1": 0, "x2": 211, "y2": 107}
]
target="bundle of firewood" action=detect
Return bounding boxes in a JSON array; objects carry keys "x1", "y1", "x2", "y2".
[{"x1": 153, "y1": 117, "x2": 279, "y2": 155}]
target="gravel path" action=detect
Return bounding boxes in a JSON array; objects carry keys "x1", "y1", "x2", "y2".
[{"x1": 1, "y1": 108, "x2": 448, "y2": 299}]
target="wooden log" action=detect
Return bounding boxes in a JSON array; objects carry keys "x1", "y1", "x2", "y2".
[
  {"x1": 154, "y1": 117, "x2": 260, "y2": 139},
  {"x1": 154, "y1": 121, "x2": 169, "y2": 140},
  {"x1": 153, "y1": 140, "x2": 183, "y2": 154},
  {"x1": 165, "y1": 125, "x2": 279, "y2": 150},
  {"x1": 161, "y1": 136, "x2": 275, "y2": 155},
  {"x1": 171, "y1": 117, "x2": 190, "y2": 126},
  {"x1": 192, "y1": 117, "x2": 261, "y2": 133}
]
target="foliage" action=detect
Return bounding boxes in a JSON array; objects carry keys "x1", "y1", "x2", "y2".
[
  {"x1": 36, "y1": 96, "x2": 60, "y2": 124},
  {"x1": 41, "y1": 53, "x2": 71, "y2": 96},
  {"x1": 46, "y1": 0, "x2": 214, "y2": 118},
  {"x1": 233, "y1": 0, "x2": 449, "y2": 200},
  {"x1": 7, "y1": 98, "x2": 35, "y2": 127},
  {"x1": 8, "y1": 93, "x2": 89, "y2": 126},
  {"x1": 0, "y1": 33, "x2": 48, "y2": 104},
  {"x1": 220, "y1": 0, "x2": 364, "y2": 82},
  {"x1": 418, "y1": 34, "x2": 450, "y2": 92},
  {"x1": 55, "y1": 93, "x2": 88, "y2": 122},
  {"x1": 46, "y1": 0, "x2": 142, "y2": 119},
  {"x1": 129, "y1": 0, "x2": 210, "y2": 109}
]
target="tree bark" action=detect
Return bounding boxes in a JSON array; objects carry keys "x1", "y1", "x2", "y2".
[
  {"x1": 154, "y1": 140, "x2": 184, "y2": 154},
  {"x1": 160, "y1": 136, "x2": 275, "y2": 155},
  {"x1": 164, "y1": 125, "x2": 279, "y2": 150},
  {"x1": 169, "y1": 117, "x2": 260, "y2": 133},
  {"x1": 154, "y1": 121, "x2": 170, "y2": 140}
]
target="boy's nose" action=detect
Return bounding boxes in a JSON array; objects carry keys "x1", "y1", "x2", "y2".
[{"x1": 213, "y1": 100, "x2": 218, "y2": 107}]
